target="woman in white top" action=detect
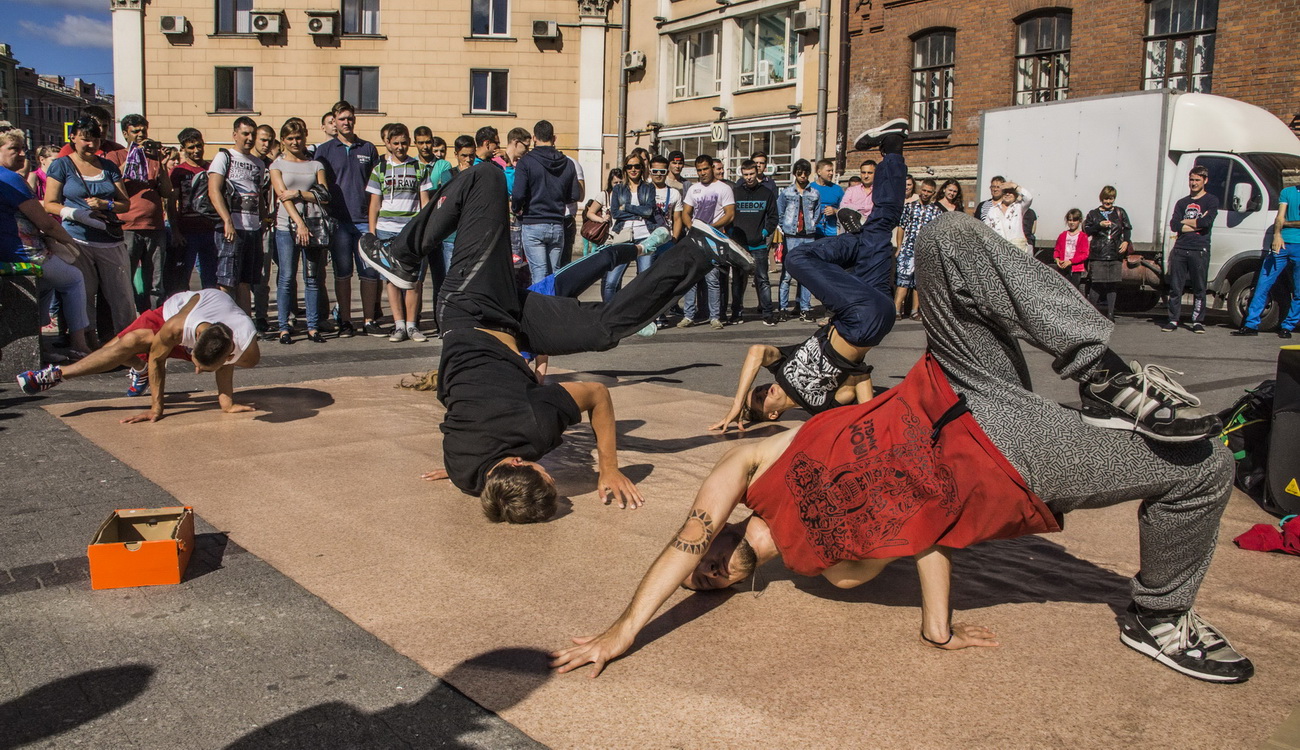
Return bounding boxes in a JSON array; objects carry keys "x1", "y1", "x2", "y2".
[
  {"x1": 269, "y1": 118, "x2": 329, "y2": 343},
  {"x1": 982, "y1": 181, "x2": 1034, "y2": 252}
]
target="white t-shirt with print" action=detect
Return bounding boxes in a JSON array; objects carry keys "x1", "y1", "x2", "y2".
[
  {"x1": 683, "y1": 180, "x2": 734, "y2": 225},
  {"x1": 162, "y1": 289, "x2": 257, "y2": 365},
  {"x1": 208, "y1": 149, "x2": 266, "y2": 232}
]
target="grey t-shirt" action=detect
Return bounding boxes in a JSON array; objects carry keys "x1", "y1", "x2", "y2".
[{"x1": 270, "y1": 157, "x2": 324, "y2": 232}]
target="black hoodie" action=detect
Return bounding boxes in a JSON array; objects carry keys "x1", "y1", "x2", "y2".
[{"x1": 511, "y1": 145, "x2": 580, "y2": 224}]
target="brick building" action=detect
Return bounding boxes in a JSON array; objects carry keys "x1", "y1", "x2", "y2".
[
  {"x1": 846, "y1": 0, "x2": 1300, "y2": 202},
  {"x1": 13, "y1": 68, "x2": 113, "y2": 150}
]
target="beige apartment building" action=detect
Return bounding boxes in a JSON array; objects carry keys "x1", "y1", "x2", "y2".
[{"x1": 605, "y1": 0, "x2": 844, "y2": 183}]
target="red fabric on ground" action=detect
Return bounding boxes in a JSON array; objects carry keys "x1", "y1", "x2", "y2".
[{"x1": 1234, "y1": 516, "x2": 1300, "y2": 556}]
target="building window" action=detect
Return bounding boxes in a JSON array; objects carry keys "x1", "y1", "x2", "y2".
[
  {"x1": 738, "y1": 11, "x2": 797, "y2": 89},
  {"x1": 657, "y1": 134, "x2": 715, "y2": 168},
  {"x1": 910, "y1": 29, "x2": 955, "y2": 132},
  {"x1": 470, "y1": 69, "x2": 509, "y2": 113},
  {"x1": 214, "y1": 67, "x2": 254, "y2": 112},
  {"x1": 470, "y1": 0, "x2": 508, "y2": 36},
  {"x1": 341, "y1": 67, "x2": 379, "y2": 112},
  {"x1": 673, "y1": 26, "x2": 721, "y2": 100},
  {"x1": 727, "y1": 127, "x2": 797, "y2": 182},
  {"x1": 342, "y1": 0, "x2": 380, "y2": 35},
  {"x1": 216, "y1": 0, "x2": 253, "y2": 34},
  {"x1": 1015, "y1": 12, "x2": 1070, "y2": 104},
  {"x1": 23, "y1": 98, "x2": 31, "y2": 117},
  {"x1": 1144, "y1": 0, "x2": 1216, "y2": 93}
]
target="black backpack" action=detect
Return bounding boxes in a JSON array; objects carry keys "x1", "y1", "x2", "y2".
[
  {"x1": 190, "y1": 149, "x2": 265, "y2": 227},
  {"x1": 1218, "y1": 380, "x2": 1275, "y2": 510}
]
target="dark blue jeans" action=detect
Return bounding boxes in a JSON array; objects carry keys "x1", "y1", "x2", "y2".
[
  {"x1": 275, "y1": 230, "x2": 326, "y2": 331},
  {"x1": 785, "y1": 152, "x2": 905, "y2": 347},
  {"x1": 174, "y1": 230, "x2": 219, "y2": 291}
]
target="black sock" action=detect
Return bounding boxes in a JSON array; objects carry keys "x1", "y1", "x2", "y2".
[
  {"x1": 879, "y1": 133, "x2": 904, "y2": 156},
  {"x1": 1088, "y1": 349, "x2": 1131, "y2": 383}
]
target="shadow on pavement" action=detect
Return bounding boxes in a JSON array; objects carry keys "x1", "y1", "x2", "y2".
[
  {"x1": 53, "y1": 386, "x2": 334, "y2": 424},
  {"x1": 223, "y1": 648, "x2": 552, "y2": 749},
  {"x1": 0, "y1": 665, "x2": 155, "y2": 750}
]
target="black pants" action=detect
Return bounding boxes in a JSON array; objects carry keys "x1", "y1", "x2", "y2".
[
  {"x1": 546, "y1": 244, "x2": 640, "y2": 298},
  {"x1": 1166, "y1": 246, "x2": 1210, "y2": 324},
  {"x1": 395, "y1": 162, "x2": 713, "y2": 355}
]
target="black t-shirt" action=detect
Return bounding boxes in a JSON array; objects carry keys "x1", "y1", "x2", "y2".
[
  {"x1": 1170, "y1": 192, "x2": 1219, "y2": 251},
  {"x1": 437, "y1": 329, "x2": 582, "y2": 495},
  {"x1": 766, "y1": 324, "x2": 873, "y2": 414}
]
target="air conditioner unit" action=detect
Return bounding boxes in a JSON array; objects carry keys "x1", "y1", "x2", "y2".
[
  {"x1": 159, "y1": 15, "x2": 188, "y2": 35},
  {"x1": 250, "y1": 11, "x2": 282, "y2": 34},
  {"x1": 532, "y1": 20, "x2": 559, "y2": 39},
  {"x1": 791, "y1": 9, "x2": 819, "y2": 33},
  {"x1": 755, "y1": 59, "x2": 774, "y2": 86},
  {"x1": 305, "y1": 11, "x2": 336, "y2": 36},
  {"x1": 622, "y1": 50, "x2": 646, "y2": 71}
]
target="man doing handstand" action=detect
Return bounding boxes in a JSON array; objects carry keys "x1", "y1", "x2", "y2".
[
  {"x1": 18, "y1": 288, "x2": 259, "y2": 423},
  {"x1": 553, "y1": 208, "x2": 1249, "y2": 685},
  {"x1": 360, "y1": 160, "x2": 752, "y2": 523}
]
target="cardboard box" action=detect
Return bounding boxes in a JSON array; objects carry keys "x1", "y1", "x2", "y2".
[{"x1": 87, "y1": 507, "x2": 195, "y2": 590}]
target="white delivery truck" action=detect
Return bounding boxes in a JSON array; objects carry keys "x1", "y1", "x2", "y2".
[{"x1": 978, "y1": 90, "x2": 1300, "y2": 328}]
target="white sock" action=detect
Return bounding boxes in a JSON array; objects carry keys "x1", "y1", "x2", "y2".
[
  {"x1": 393, "y1": 319, "x2": 406, "y2": 330},
  {"x1": 408, "y1": 323, "x2": 419, "y2": 333}
]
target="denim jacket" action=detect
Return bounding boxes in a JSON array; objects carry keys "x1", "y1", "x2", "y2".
[
  {"x1": 777, "y1": 183, "x2": 821, "y2": 237},
  {"x1": 610, "y1": 181, "x2": 657, "y2": 234}
]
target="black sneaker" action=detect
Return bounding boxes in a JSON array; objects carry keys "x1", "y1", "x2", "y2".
[
  {"x1": 1160, "y1": 321, "x2": 1178, "y2": 333},
  {"x1": 1281, "y1": 329, "x2": 1293, "y2": 339},
  {"x1": 1189, "y1": 322, "x2": 1206, "y2": 334},
  {"x1": 337, "y1": 321, "x2": 356, "y2": 338},
  {"x1": 358, "y1": 232, "x2": 420, "y2": 290},
  {"x1": 1119, "y1": 603, "x2": 1253, "y2": 683},
  {"x1": 1080, "y1": 360, "x2": 1221, "y2": 442},
  {"x1": 853, "y1": 118, "x2": 909, "y2": 151},
  {"x1": 1231, "y1": 327, "x2": 1258, "y2": 337},
  {"x1": 688, "y1": 219, "x2": 754, "y2": 272},
  {"x1": 363, "y1": 321, "x2": 388, "y2": 337},
  {"x1": 761, "y1": 316, "x2": 777, "y2": 327},
  {"x1": 837, "y1": 208, "x2": 864, "y2": 234}
]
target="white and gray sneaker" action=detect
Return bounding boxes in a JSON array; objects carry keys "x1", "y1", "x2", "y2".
[
  {"x1": 388, "y1": 326, "x2": 410, "y2": 343},
  {"x1": 688, "y1": 219, "x2": 754, "y2": 272},
  {"x1": 1079, "y1": 361, "x2": 1221, "y2": 442},
  {"x1": 1119, "y1": 603, "x2": 1254, "y2": 683},
  {"x1": 854, "y1": 118, "x2": 909, "y2": 151},
  {"x1": 408, "y1": 326, "x2": 429, "y2": 342}
]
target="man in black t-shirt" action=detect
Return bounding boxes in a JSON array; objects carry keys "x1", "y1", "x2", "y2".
[
  {"x1": 1162, "y1": 166, "x2": 1220, "y2": 334},
  {"x1": 360, "y1": 160, "x2": 753, "y2": 523}
]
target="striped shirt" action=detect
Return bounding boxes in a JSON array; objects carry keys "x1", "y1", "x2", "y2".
[{"x1": 366, "y1": 157, "x2": 432, "y2": 233}]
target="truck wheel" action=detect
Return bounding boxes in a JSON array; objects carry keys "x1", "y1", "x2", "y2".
[{"x1": 1228, "y1": 272, "x2": 1281, "y2": 331}]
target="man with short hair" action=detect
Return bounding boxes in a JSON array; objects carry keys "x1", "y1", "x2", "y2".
[
  {"x1": 679, "y1": 154, "x2": 735, "y2": 330},
  {"x1": 313, "y1": 111, "x2": 336, "y2": 155},
  {"x1": 750, "y1": 150, "x2": 778, "y2": 195},
  {"x1": 414, "y1": 126, "x2": 453, "y2": 192},
  {"x1": 1163, "y1": 166, "x2": 1219, "y2": 334},
  {"x1": 976, "y1": 175, "x2": 1005, "y2": 222},
  {"x1": 106, "y1": 113, "x2": 176, "y2": 313},
  {"x1": 474, "y1": 126, "x2": 500, "y2": 164},
  {"x1": 314, "y1": 100, "x2": 383, "y2": 337},
  {"x1": 18, "y1": 289, "x2": 260, "y2": 423},
  {"x1": 665, "y1": 150, "x2": 688, "y2": 193},
  {"x1": 776, "y1": 159, "x2": 819, "y2": 321},
  {"x1": 498, "y1": 127, "x2": 532, "y2": 266},
  {"x1": 168, "y1": 127, "x2": 217, "y2": 292},
  {"x1": 840, "y1": 159, "x2": 876, "y2": 231},
  {"x1": 812, "y1": 158, "x2": 844, "y2": 238},
  {"x1": 728, "y1": 159, "x2": 778, "y2": 325},
  {"x1": 358, "y1": 161, "x2": 753, "y2": 523},
  {"x1": 250, "y1": 123, "x2": 280, "y2": 333},
  {"x1": 512, "y1": 120, "x2": 581, "y2": 285},
  {"x1": 208, "y1": 116, "x2": 267, "y2": 314},
  {"x1": 554, "y1": 212, "x2": 1251, "y2": 687}
]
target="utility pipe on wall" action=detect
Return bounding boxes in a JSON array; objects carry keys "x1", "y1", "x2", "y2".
[
  {"x1": 814, "y1": 0, "x2": 831, "y2": 159},
  {"x1": 616, "y1": 0, "x2": 631, "y2": 166},
  {"x1": 835, "y1": 0, "x2": 851, "y2": 172}
]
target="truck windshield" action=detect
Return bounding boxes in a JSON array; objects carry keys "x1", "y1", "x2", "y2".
[{"x1": 1243, "y1": 153, "x2": 1300, "y2": 210}]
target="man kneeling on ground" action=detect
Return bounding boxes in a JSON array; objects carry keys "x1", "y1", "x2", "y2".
[{"x1": 18, "y1": 289, "x2": 259, "y2": 423}]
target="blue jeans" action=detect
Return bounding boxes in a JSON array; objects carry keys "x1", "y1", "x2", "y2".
[
  {"x1": 328, "y1": 220, "x2": 379, "y2": 281},
  {"x1": 779, "y1": 237, "x2": 814, "y2": 311},
  {"x1": 175, "y1": 230, "x2": 218, "y2": 291},
  {"x1": 275, "y1": 230, "x2": 326, "y2": 331},
  {"x1": 601, "y1": 249, "x2": 655, "y2": 302},
  {"x1": 682, "y1": 268, "x2": 722, "y2": 321},
  {"x1": 1245, "y1": 241, "x2": 1300, "y2": 331},
  {"x1": 37, "y1": 255, "x2": 89, "y2": 331},
  {"x1": 784, "y1": 151, "x2": 905, "y2": 347},
  {"x1": 521, "y1": 222, "x2": 564, "y2": 285}
]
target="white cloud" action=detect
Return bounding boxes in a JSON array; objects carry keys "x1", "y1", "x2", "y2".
[
  {"x1": 26, "y1": 0, "x2": 110, "y2": 11},
  {"x1": 18, "y1": 14, "x2": 113, "y2": 49}
]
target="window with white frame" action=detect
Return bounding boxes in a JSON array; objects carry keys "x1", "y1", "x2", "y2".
[
  {"x1": 1015, "y1": 11, "x2": 1070, "y2": 104},
  {"x1": 215, "y1": 67, "x2": 254, "y2": 112},
  {"x1": 470, "y1": 69, "x2": 509, "y2": 113},
  {"x1": 1144, "y1": 0, "x2": 1216, "y2": 93},
  {"x1": 911, "y1": 29, "x2": 955, "y2": 132},
  {"x1": 342, "y1": 0, "x2": 380, "y2": 35},
  {"x1": 738, "y1": 11, "x2": 797, "y2": 89},
  {"x1": 341, "y1": 67, "x2": 379, "y2": 112},
  {"x1": 728, "y1": 127, "x2": 797, "y2": 182},
  {"x1": 673, "y1": 26, "x2": 721, "y2": 100},
  {"x1": 216, "y1": 0, "x2": 253, "y2": 34},
  {"x1": 470, "y1": 0, "x2": 508, "y2": 36}
]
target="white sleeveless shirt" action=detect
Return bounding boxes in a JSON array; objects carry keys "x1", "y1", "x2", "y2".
[{"x1": 161, "y1": 290, "x2": 257, "y2": 364}]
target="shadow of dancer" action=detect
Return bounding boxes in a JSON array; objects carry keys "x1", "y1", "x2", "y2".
[
  {"x1": 0, "y1": 665, "x2": 155, "y2": 750},
  {"x1": 54, "y1": 386, "x2": 334, "y2": 425},
  {"x1": 224, "y1": 648, "x2": 552, "y2": 750}
]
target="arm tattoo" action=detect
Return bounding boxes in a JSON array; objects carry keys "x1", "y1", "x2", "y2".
[{"x1": 671, "y1": 509, "x2": 715, "y2": 555}]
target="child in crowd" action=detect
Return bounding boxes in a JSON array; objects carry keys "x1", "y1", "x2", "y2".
[
  {"x1": 366, "y1": 122, "x2": 432, "y2": 342},
  {"x1": 1054, "y1": 208, "x2": 1090, "y2": 289},
  {"x1": 25, "y1": 146, "x2": 57, "y2": 201}
]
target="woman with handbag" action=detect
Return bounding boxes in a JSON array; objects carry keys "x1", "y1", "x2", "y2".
[
  {"x1": 269, "y1": 118, "x2": 329, "y2": 344},
  {"x1": 41, "y1": 116, "x2": 136, "y2": 344},
  {"x1": 0, "y1": 130, "x2": 93, "y2": 359}
]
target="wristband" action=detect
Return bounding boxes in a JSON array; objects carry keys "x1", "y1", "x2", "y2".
[
  {"x1": 107, "y1": 199, "x2": 115, "y2": 212},
  {"x1": 60, "y1": 207, "x2": 77, "y2": 221},
  {"x1": 920, "y1": 630, "x2": 953, "y2": 647}
]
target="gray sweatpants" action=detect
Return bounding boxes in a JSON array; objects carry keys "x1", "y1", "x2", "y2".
[{"x1": 914, "y1": 212, "x2": 1232, "y2": 612}]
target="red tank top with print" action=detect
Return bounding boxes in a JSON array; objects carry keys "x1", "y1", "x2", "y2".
[{"x1": 742, "y1": 354, "x2": 1060, "y2": 576}]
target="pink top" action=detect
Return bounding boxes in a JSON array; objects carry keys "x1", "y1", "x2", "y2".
[
  {"x1": 841, "y1": 183, "x2": 873, "y2": 219},
  {"x1": 31, "y1": 168, "x2": 47, "y2": 201},
  {"x1": 1053, "y1": 230, "x2": 1090, "y2": 272}
]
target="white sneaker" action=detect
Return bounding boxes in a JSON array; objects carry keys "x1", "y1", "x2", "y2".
[
  {"x1": 388, "y1": 327, "x2": 409, "y2": 343},
  {"x1": 408, "y1": 326, "x2": 428, "y2": 342}
]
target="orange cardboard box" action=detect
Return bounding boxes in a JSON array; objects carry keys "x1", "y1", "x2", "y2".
[{"x1": 87, "y1": 506, "x2": 195, "y2": 590}]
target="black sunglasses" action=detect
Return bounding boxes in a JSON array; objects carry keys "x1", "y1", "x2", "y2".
[{"x1": 624, "y1": 163, "x2": 643, "y2": 169}]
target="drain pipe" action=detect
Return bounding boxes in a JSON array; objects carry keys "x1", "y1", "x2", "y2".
[
  {"x1": 814, "y1": 0, "x2": 831, "y2": 159},
  {"x1": 834, "y1": 0, "x2": 851, "y2": 172},
  {"x1": 616, "y1": 0, "x2": 631, "y2": 166}
]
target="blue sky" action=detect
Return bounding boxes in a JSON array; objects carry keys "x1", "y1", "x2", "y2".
[{"x1": 4, "y1": 0, "x2": 115, "y2": 93}]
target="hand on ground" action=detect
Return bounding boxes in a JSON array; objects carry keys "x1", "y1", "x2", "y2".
[
  {"x1": 550, "y1": 630, "x2": 634, "y2": 677},
  {"x1": 597, "y1": 468, "x2": 643, "y2": 509},
  {"x1": 421, "y1": 468, "x2": 449, "y2": 482},
  {"x1": 708, "y1": 409, "x2": 748, "y2": 434},
  {"x1": 121, "y1": 410, "x2": 163, "y2": 424},
  {"x1": 925, "y1": 622, "x2": 1000, "y2": 650}
]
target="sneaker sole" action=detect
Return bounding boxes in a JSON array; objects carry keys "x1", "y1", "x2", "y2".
[
  {"x1": 1079, "y1": 413, "x2": 1211, "y2": 443},
  {"x1": 1119, "y1": 631, "x2": 1252, "y2": 683},
  {"x1": 691, "y1": 219, "x2": 754, "y2": 272},
  {"x1": 853, "y1": 118, "x2": 909, "y2": 150},
  {"x1": 358, "y1": 237, "x2": 416, "y2": 290}
]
